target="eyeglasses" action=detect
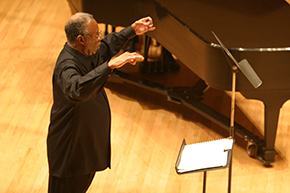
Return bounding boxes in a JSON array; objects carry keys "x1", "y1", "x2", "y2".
[{"x1": 85, "y1": 30, "x2": 102, "y2": 39}]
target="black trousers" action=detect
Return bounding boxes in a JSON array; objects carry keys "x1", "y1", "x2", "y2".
[{"x1": 48, "y1": 172, "x2": 95, "y2": 193}]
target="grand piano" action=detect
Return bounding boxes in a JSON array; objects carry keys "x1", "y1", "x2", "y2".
[{"x1": 66, "y1": 0, "x2": 290, "y2": 165}]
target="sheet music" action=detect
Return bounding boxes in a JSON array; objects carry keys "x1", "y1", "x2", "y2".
[{"x1": 177, "y1": 138, "x2": 234, "y2": 173}]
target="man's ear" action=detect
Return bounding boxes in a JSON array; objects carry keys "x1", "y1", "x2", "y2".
[{"x1": 77, "y1": 35, "x2": 86, "y2": 45}]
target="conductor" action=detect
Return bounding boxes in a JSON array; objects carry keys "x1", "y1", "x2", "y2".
[{"x1": 47, "y1": 12, "x2": 155, "y2": 193}]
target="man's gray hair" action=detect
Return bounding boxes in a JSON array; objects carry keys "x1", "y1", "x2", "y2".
[{"x1": 65, "y1": 12, "x2": 94, "y2": 45}]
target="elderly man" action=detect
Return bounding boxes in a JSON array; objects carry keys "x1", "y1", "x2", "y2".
[{"x1": 47, "y1": 12, "x2": 155, "y2": 193}]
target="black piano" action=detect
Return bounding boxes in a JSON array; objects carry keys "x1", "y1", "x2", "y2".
[{"x1": 66, "y1": 0, "x2": 290, "y2": 165}]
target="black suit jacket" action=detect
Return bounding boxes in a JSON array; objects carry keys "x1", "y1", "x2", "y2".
[{"x1": 47, "y1": 26, "x2": 136, "y2": 178}]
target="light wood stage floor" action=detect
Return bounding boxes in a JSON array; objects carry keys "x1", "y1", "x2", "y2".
[{"x1": 1, "y1": 0, "x2": 290, "y2": 192}]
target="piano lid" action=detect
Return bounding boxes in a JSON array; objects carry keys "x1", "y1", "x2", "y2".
[{"x1": 153, "y1": 0, "x2": 290, "y2": 50}]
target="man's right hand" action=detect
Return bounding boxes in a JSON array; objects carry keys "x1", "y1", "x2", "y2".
[{"x1": 107, "y1": 52, "x2": 144, "y2": 69}]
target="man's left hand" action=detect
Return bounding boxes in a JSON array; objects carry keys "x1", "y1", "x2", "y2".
[{"x1": 131, "y1": 16, "x2": 156, "y2": 35}]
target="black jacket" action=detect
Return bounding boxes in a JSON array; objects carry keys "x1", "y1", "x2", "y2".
[{"x1": 47, "y1": 26, "x2": 136, "y2": 178}]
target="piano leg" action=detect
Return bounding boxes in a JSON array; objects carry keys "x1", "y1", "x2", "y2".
[
  {"x1": 241, "y1": 90, "x2": 290, "y2": 165},
  {"x1": 258, "y1": 105, "x2": 280, "y2": 165}
]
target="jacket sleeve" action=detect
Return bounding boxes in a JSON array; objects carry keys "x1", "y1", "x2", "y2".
[
  {"x1": 94, "y1": 26, "x2": 136, "y2": 66},
  {"x1": 55, "y1": 60, "x2": 112, "y2": 103},
  {"x1": 54, "y1": 26, "x2": 136, "y2": 103}
]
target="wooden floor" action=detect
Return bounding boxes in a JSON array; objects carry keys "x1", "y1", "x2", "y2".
[{"x1": 1, "y1": 0, "x2": 290, "y2": 192}]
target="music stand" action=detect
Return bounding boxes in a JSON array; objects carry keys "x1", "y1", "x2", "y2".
[
  {"x1": 175, "y1": 138, "x2": 234, "y2": 193},
  {"x1": 175, "y1": 32, "x2": 262, "y2": 193}
]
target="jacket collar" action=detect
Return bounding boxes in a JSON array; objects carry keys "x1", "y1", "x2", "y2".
[{"x1": 64, "y1": 43, "x2": 94, "y2": 71}]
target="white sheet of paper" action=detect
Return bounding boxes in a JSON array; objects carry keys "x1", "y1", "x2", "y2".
[{"x1": 177, "y1": 138, "x2": 234, "y2": 173}]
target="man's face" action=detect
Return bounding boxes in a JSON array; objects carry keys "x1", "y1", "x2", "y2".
[{"x1": 83, "y1": 19, "x2": 102, "y2": 56}]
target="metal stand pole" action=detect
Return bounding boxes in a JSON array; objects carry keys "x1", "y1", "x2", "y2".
[
  {"x1": 228, "y1": 69, "x2": 237, "y2": 193},
  {"x1": 203, "y1": 171, "x2": 207, "y2": 193}
]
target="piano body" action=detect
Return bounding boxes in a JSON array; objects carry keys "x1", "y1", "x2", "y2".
[{"x1": 66, "y1": 0, "x2": 290, "y2": 165}]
